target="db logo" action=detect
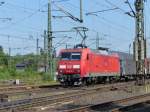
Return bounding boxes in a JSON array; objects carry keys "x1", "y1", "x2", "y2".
[{"x1": 67, "y1": 65, "x2": 72, "y2": 69}]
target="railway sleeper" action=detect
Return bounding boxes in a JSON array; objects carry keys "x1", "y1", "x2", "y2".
[{"x1": 0, "y1": 94, "x2": 8, "y2": 103}]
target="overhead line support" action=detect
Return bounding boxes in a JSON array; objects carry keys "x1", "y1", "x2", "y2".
[
  {"x1": 47, "y1": 0, "x2": 54, "y2": 80},
  {"x1": 133, "y1": 0, "x2": 147, "y2": 85}
]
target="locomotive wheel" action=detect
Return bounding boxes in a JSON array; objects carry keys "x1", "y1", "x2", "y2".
[
  {"x1": 61, "y1": 82, "x2": 68, "y2": 87},
  {"x1": 125, "y1": 77, "x2": 129, "y2": 82},
  {"x1": 102, "y1": 77, "x2": 107, "y2": 84}
]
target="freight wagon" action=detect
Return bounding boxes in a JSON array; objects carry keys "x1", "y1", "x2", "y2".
[{"x1": 109, "y1": 51, "x2": 136, "y2": 73}]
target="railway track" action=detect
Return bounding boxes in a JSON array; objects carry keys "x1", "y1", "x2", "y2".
[
  {"x1": 0, "y1": 82, "x2": 135, "y2": 112},
  {"x1": 0, "y1": 84, "x2": 62, "y2": 103},
  {"x1": 0, "y1": 84, "x2": 62, "y2": 101},
  {"x1": 0, "y1": 84, "x2": 60, "y2": 93},
  {"x1": 0, "y1": 79, "x2": 147, "y2": 98},
  {"x1": 0, "y1": 81, "x2": 133, "y2": 99},
  {"x1": 113, "y1": 100, "x2": 150, "y2": 112},
  {"x1": 0, "y1": 85, "x2": 30, "y2": 91},
  {"x1": 65, "y1": 93, "x2": 150, "y2": 112}
]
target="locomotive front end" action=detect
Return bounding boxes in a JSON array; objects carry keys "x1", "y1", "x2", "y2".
[{"x1": 57, "y1": 51, "x2": 82, "y2": 85}]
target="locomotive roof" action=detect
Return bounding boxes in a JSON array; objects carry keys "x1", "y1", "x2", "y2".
[
  {"x1": 60, "y1": 48, "x2": 90, "y2": 52},
  {"x1": 109, "y1": 51, "x2": 133, "y2": 60},
  {"x1": 60, "y1": 48, "x2": 133, "y2": 59}
]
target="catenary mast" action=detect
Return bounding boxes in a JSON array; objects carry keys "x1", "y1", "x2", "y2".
[
  {"x1": 47, "y1": 0, "x2": 53, "y2": 79},
  {"x1": 133, "y1": 0, "x2": 147, "y2": 85}
]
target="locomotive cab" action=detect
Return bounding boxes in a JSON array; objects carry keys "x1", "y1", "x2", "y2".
[{"x1": 57, "y1": 49, "x2": 84, "y2": 85}]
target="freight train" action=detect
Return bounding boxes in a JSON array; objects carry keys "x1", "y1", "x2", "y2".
[{"x1": 57, "y1": 48, "x2": 150, "y2": 86}]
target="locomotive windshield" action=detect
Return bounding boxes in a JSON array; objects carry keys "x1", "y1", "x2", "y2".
[
  {"x1": 61, "y1": 52, "x2": 71, "y2": 60},
  {"x1": 61, "y1": 52, "x2": 81, "y2": 60},
  {"x1": 71, "y1": 52, "x2": 81, "y2": 60}
]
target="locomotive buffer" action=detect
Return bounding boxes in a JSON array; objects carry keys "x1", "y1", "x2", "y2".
[{"x1": 133, "y1": 0, "x2": 147, "y2": 85}]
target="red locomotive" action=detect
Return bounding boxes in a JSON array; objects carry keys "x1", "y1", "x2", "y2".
[
  {"x1": 57, "y1": 47, "x2": 150, "y2": 86},
  {"x1": 57, "y1": 48, "x2": 121, "y2": 86}
]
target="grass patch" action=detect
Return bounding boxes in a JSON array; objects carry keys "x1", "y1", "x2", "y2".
[{"x1": 0, "y1": 68, "x2": 57, "y2": 85}]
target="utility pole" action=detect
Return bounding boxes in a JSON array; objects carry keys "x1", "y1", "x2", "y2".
[
  {"x1": 8, "y1": 48, "x2": 11, "y2": 70},
  {"x1": 129, "y1": 43, "x2": 131, "y2": 54},
  {"x1": 96, "y1": 32, "x2": 100, "y2": 50},
  {"x1": 47, "y1": 0, "x2": 53, "y2": 79},
  {"x1": 44, "y1": 30, "x2": 47, "y2": 72},
  {"x1": 7, "y1": 36, "x2": 11, "y2": 70},
  {"x1": 36, "y1": 38, "x2": 39, "y2": 56},
  {"x1": 36, "y1": 38, "x2": 39, "y2": 71},
  {"x1": 133, "y1": 0, "x2": 147, "y2": 85},
  {"x1": 44, "y1": 30, "x2": 47, "y2": 54}
]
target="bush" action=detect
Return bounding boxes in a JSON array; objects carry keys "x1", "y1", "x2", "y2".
[
  {"x1": 42, "y1": 73, "x2": 52, "y2": 81},
  {"x1": 0, "y1": 67, "x2": 56, "y2": 85},
  {"x1": 9, "y1": 69, "x2": 17, "y2": 77}
]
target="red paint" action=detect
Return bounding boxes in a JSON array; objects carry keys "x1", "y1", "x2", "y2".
[{"x1": 58, "y1": 48, "x2": 120, "y2": 78}]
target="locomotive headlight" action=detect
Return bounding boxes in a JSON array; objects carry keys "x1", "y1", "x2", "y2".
[
  {"x1": 59, "y1": 70, "x2": 63, "y2": 73},
  {"x1": 73, "y1": 65, "x2": 80, "y2": 69},
  {"x1": 55, "y1": 72, "x2": 58, "y2": 76},
  {"x1": 59, "y1": 65, "x2": 66, "y2": 69}
]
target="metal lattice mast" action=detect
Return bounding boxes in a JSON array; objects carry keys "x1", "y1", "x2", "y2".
[
  {"x1": 133, "y1": 0, "x2": 147, "y2": 84},
  {"x1": 47, "y1": 0, "x2": 53, "y2": 79}
]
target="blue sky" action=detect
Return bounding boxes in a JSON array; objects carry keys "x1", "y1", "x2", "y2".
[{"x1": 0, "y1": 0, "x2": 149, "y2": 56}]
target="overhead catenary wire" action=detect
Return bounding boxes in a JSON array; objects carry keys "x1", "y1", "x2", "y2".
[
  {"x1": 4, "y1": 2, "x2": 62, "y2": 33},
  {"x1": 52, "y1": 0, "x2": 71, "y2": 3},
  {"x1": 104, "y1": 0, "x2": 127, "y2": 13},
  {"x1": 0, "y1": 33, "x2": 44, "y2": 41},
  {"x1": 63, "y1": 0, "x2": 132, "y2": 33},
  {"x1": 54, "y1": 36, "x2": 72, "y2": 48},
  {"x1": 57, "y1": 4, "x2": 132, "y2": 50},
  {"x1": 6, "y1": 2, "x2": 38, "y2": 13},
  {"x1": 1, "y1": 1, "x2": 47, "y2": 32},
  {"x1": 0, "y1": 3, "x2": 47, "y2": 30},
  {"x1": 52, "y1": 2, "x2": 83, "y2": 23},
  {"x1": 85, "y1": 8, "x2": 119, "y2": 16},
  {"x1": 2, "y1": 1, "x2": 78, "y2": 35},
  {"x1": 92, "y1": 0, "x2": 110, "y2": 8},
  {"x1": 0, "y1": 0, "x2": 149, "y2": 55}
]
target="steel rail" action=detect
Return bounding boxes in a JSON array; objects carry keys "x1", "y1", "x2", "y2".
[
  {"x1": 0, "y1": 81, "x2": 134, "y2": 99},
  {"x1": 112, "y1": 100, "x2": 150, "y2": 112},
  {"x1": 0, "y1": 84, "x2": 60, "y2": 93},
  {"x1": 65, "y1": 93, "x2": 150, "y2": 112}
]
